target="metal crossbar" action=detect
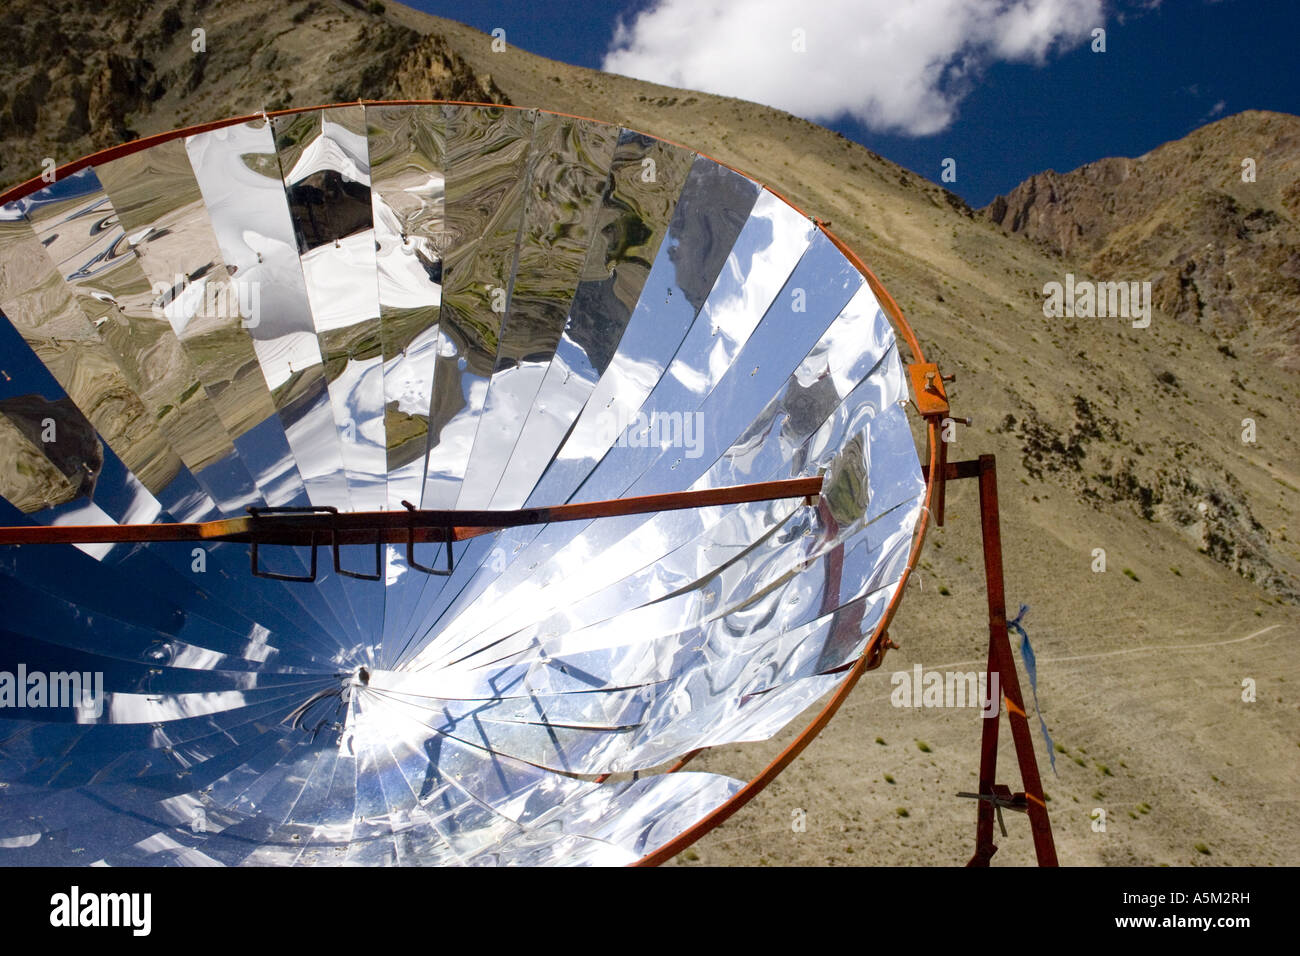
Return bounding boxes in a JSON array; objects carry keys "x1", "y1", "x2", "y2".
[{"x1": 0, "y1": 477, "x2": 823, "y2": 583}]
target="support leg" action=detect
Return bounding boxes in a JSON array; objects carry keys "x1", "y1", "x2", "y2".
[{"x1": 967, "y1": 454, "x2": 1059, "y2": 867}]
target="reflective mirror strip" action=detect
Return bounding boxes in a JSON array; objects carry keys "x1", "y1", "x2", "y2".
[
  {"x1": 184, "y1": 118, "x2": 354, "y2": 509},
  {"x1": 94, "y1": 140, "x2": 312, "y2": 510},
  {"x1": 272, "y1": 106, "x2": 386, "y2": 513},
  {"x1": 418, "y1": 105, "x2": 535, "y2": 510}
]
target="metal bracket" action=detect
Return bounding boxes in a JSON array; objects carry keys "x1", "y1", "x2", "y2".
[
  {"x1": 862, "y1": 631, "x2": 898, "y2": 671},
  {"x1": 909, "y1": 362, "x2": 962, "y2": 524},
  {"x1": 907, "y1": 362, "x2": 951, "y2": 418},
  {"x1": 333, "y1": 531, "x2": 383, "y2": 581},
  {"x1": 957, "y1": 785, "x2": 1028, "y2": 838},
  {"x1": 401, "y1": 500, "x2": 454, "y2": 576},
  {"x1": 247, "y1": 505, "x2": 338, "y2": 582}
]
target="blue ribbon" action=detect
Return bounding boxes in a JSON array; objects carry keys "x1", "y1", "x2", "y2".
[{"x1": 1007, "y1": 604, "x2": 1056, "y2": 775}]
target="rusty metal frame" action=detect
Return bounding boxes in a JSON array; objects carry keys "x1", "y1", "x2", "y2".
[
  {"x1": 0, "y1": 101, "x2": 953, "y2": 867},
  {"x1": 0, "y1": 478, "x2": 822, "y2": 548},
  {"x1": 926, "y1": 456, "x2": 1059, "y2": 866}
]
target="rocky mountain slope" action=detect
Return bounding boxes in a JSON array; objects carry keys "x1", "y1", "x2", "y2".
[
  {"x1": 984, "y1": 111, "x2": 1300, "y2": 371},
  {"x1": 1, "y1": 0, "x2": 1296, "y2": 867}
]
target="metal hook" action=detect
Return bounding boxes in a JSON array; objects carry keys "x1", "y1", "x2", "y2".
[{"x1": 400, "y1": 500, "x2": 454, "y2": 576}]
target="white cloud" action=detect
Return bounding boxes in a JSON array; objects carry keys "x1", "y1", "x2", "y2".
[
  {"x1": 603, "y1": 0, "x2": 1104, "y2": 136},
  {"x1": 1199, "y1": 98, "x2": 1227, "y2": 123}
]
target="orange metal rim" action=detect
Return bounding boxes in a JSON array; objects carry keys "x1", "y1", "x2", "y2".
[{"x1": 0, "y1": 101, "x2": 939, "y2": 867}]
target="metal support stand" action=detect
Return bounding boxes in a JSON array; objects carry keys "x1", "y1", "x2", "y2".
[{"x1": 926, "y1": 454, "x2": 1059, "y2": 866}]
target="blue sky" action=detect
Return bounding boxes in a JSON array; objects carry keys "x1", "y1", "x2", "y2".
[{"x1": 402, "y1": 0, "x2": 1299, "y2": 207}]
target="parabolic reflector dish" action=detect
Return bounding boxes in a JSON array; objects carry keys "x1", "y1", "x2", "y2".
[{"x1": 0, "y1": 103, "x2": 933, "y2": 866}]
